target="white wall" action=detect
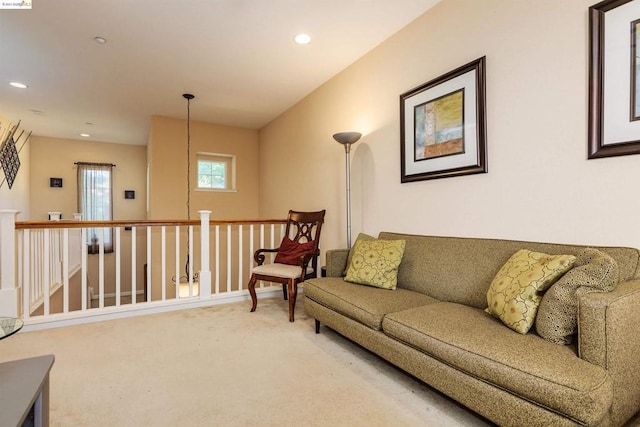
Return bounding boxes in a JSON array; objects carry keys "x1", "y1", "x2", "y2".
[{"x1": 259, "y1": 0, "x2": 640, "y2": 255}]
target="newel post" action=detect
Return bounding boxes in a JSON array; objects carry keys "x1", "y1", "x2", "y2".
[
  {"x1": 0, "y1": 210, "x2": 19, "y2": 317},
  {"x1": 198, "y1": 210, "x2": 212, "y2": 298}
]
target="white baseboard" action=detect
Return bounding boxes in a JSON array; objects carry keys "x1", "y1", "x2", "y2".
[{"x1": 22, "y1": 287, "x2": 287, "y2": 332}]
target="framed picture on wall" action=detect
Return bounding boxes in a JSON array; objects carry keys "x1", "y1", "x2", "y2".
[
  {"x1": 589, "y1": 0, "x2": 640, "y2": 158},
  {"x1": 400, "y1": 56, "x2": 487, "y2": 182}
]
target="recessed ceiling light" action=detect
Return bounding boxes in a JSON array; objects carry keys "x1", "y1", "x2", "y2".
[
  {"x1": 94, "y1": 36, "x2": 107, "y2": 44},
  {"x1": 294, "y1": 33, "x2": 311, "y2": 45},
  {"x1": 9, "y1": 82, "x2": 28, "y2": 89},
  {"x1": 29, "y1": 109, "x2": 44, "y2": 115},
  {"x1": 80, "y1": 133, "x2": 90, "y2": 138}
]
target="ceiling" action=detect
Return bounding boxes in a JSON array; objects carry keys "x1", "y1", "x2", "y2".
[{"x1": 0, "y1": 0, "x2": 440, "y2": 146}]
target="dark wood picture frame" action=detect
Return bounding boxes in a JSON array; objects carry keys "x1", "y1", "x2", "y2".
[
  {"x1": 589, "y1": 0, "x2": 640, "y2": 158},
  {"x1": 631, "y1": 17, "x2": 640, "y2": 121},
  {"x1": 400, "y1": 57, "x2": 487, "y2": 182},
  {"x1": 124, "y1": 190, "x2": 135, "y2": 199},
  {"x1": 49, "y1": 177, "x2": 63, "y2": 188}
]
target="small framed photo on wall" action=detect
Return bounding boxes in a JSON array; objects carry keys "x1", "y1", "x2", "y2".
[
  {"x1": 124, "y1": 190, "x2": 135, "y2": 199},
  {"x1": 49, "y1": 177, "x2": 63, "y2": 188}
]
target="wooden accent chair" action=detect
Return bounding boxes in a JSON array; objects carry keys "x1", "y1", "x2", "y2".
[{"x1": 248, "y1": 210, "x2": 325, "y2": 322}]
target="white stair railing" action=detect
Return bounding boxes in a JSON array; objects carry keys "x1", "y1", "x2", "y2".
[{"x1": 0, "y1": 210, "x2": 288, "y2": 329}]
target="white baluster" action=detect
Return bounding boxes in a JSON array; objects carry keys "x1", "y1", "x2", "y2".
[
  {"x1": 81, "y1": 228, "x2": 87, "y2": 311},
  {"x1": 161, "y1": 226, "x2": 166, "y2": 301},
  {"x1": 259, "y1": 224, "x2": 265, "y2": 288},
  {"x1": 22, "y1": 229, "x2": 30, "y2": 318},
  {"x1": 226, "y1": 224, "x2": 232, "y2": 293},
  {"x1": 198, "y1": 210, "x2": 212, "y2": 298},
  {"x1": 115, "y1": 227, "x2": 121, "y2": 307},
  {"x1": 175, "y1": 226, "x2": 180, "y2": 298},
  {"x1": 215, "y1": 225, "x2": 220, "y2": 295},
  {"x1": 249, "y1": 225, "x2": 254, "y2": 290},
  {"x1": 131, "y1": 227, "x2": 136, "y2": 305},
  {"x1": 43, "y1": 229, "x2": 50, "y2": 316},
  {"x1": 270, "y1": 224, "x2": 275, "y2": 261},
  {"x1": 238, "y1": 224, "x2": 243, "y2": 291},
  {"x1": 99, "y1": 229, "x2": 104, "y2": 309},
  {"x1": 146, "y1": 226, "x2": 151, "y2": 302},
  {"x1": 63, "y1": 228, "x2": 69, "y2": 313}
]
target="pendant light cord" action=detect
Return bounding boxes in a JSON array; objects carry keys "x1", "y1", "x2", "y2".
[
  {"x1": 186, "y1": 96, "x2": 192, "y2": 221},
  {"x1": 183, "y1": 94, "x2": 195, "y2": 280}
]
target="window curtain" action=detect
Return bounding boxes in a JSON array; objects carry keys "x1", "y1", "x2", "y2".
[{"x1": 77, "y1": 163, "x2": 113, "y2": 254}]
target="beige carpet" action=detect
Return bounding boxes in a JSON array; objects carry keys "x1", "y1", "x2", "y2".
[{"x1": 0, "y1": 297, "x2": 494, "y2": 426}]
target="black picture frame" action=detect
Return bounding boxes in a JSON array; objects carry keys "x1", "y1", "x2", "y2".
[
  {"x1": 400, "y1": 57, "x2": 487, "y2": 182},
  {"x1": 589, "y1": 0, "x2": 640, "y2": 158},
  {"x1": 124, "y1": 190, "x2": 135, "y2": 199},
  {"x1": 49, "y1": 177, "x2": 63, "y2": 188}
]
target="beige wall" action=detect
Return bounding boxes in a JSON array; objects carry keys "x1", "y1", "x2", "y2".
[
  {"x1": 259, "y1": 0, "x2": 640, "y2": 256},
  {"x1": 29, "y1": 136, "x2": 147, "y2": 221},
  {"x1": 0, "y1": 115, "x2": 30, "y2": 220},
  {"x1": 29, "y1": 136, "x2": 148, "y2": 297},
  {"x1": 147, "y1": 116, "x2": 260, "y2": 220},
  {"x1": 147, "y1": 116, "x2": 260, "y2": 299}
]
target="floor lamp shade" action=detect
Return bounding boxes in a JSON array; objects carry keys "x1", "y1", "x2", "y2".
[{"x1": 332, "y1": 132, "x2": 361, "y2": 248}]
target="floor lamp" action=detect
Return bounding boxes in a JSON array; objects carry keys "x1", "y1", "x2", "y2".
[{"x1": 333, "y1": 131, "x2": 362, "y2": 248}]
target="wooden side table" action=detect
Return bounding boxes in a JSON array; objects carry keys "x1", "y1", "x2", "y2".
[{"x1": 0, "y1": 354, "x2": 55, "y2": 427}]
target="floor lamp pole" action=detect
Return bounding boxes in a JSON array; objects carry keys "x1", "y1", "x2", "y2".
[
  {"x1": 332, "y1": 131, "x2": 362, "y2": 249},
  {"x1": 344, "y1": 142, "x2": 352, "y2": 248}
]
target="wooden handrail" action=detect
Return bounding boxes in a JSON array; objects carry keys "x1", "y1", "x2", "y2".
[{"x1": 15, "y1": 219, "x2": 287, "y2": 230}]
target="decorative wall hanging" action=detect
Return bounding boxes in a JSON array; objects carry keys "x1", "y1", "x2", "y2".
[
  {"x1": 0, "y1": 120, "x2": 31, "y2": 189},
  {"x1": 589, "y1": 0, "x2": 640, "y2": 158},
  {"x1": 400, "y1": 57, "x2": 487, "y2": 182},
  {"x1": 50, "y1": 177, "x2": 63, "y2": 188},
  {"x1": 124, "y1": 190, "x2": 135, "y2": 199}
]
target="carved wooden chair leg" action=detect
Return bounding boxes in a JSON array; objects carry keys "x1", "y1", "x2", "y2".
[
  {"x1": 315, "y1": 319, "x2": 320, "y2": 334},
  {"x1": 287, "y1": 279, "x2": 298, "y2": 322},
  {"x1": 248, "y1": 274, "x2": 258, "y2": 312},
  {"x1": 282, "y1": 284, "x2": 287, "y2": 300}
]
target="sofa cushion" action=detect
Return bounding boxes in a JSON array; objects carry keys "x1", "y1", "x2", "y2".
[
  {"x1": 344, "y1": 239, "x2": 406, "y2": 290},
  {"x1": 382, "y1": 302, "x2": 612, "y2": 426},
  {"x1": 485, "y1": 250, "x2": 576, "y2": 334},
  {"x1": 536, "y1": 248, "x2": 619, "y2": 345},
  {"x1": 303, "y1": 277, "x2": 437, "y2": 330}
]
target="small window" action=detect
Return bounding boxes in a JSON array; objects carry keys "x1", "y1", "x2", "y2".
[{"x1": 197, "y1": 153, "x2": 235, "y2": 191}]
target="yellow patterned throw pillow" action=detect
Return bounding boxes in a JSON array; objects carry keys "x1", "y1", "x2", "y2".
[
  {"x1": 344, "y1": 239, "x2": 406, "y2": 290},
  {"x1": 485, "y1": 250, "x2": 576, "y2": 334}
]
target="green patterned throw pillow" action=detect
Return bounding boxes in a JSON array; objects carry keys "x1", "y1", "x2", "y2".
[
  {"x1": 344, "y1": 239, "x2": 406, "y2": 290},
  {"x1": 485, "y1": 249, "x2": 576, "y2": 334},
  {"x1": 343, "y1": 233, "x2": 376, "y2": 276}
]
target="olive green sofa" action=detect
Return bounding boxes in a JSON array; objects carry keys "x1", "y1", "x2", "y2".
[{"x1": 303, "y1": 232, "x2": 640, "y2": 427}]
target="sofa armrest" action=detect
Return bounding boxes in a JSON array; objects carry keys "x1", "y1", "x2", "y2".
[
  {"x1": 578, "y1": 279, "x2": 640, "y2": 425},
  {"x1": 325, "y1": 249, "x2": 349, "y2": 277}
]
